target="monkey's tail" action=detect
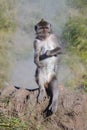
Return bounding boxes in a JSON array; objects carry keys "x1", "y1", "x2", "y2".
[
  {"x1": 14, "y1": 86, "x2": 39, "y2": 92},
  {"x1": 4, "y1": 82, "x2": 39, "y2": 92}
]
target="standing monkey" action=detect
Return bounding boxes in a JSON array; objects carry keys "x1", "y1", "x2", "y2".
[{"x1": 34, "y1": 19, "x2": 62, "y2": 115}]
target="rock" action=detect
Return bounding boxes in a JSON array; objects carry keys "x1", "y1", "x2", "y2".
[
  {"x1": 0, "y1": 85, "x2": 16, "y2": 97},
  {"x1": 0, "y1": 85, "x2": 87, "y2": 130}
]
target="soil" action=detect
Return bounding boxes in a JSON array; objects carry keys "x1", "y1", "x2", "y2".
[{"x1": 0, "y1": 85, "x2": 87, "y2": 130}]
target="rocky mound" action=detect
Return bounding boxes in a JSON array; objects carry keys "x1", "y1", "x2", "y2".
[{"x1": 0, "y1": 85, "x2": 87, "y2": 130}]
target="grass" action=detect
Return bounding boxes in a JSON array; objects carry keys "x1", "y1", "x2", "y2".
[
  {"x1": 0, "y1": 0, "x2": 16, "y2": 88},
  {"x1": 62, "y1": 0, "x2": 87, "y2": 89},
  {"x1": 60, "y1": 50, "x2": 86, "y2": 89},
  {"x1": 0, "y1": 113, "x2": 27, "y2": 130}
]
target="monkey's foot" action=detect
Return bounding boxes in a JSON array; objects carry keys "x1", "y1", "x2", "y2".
[
  {"x1": 38, "y1": 91, "x2": 46, "y2": 103},
  {"x1": 48, "y1": 102, "x2": 58, "y2": 114}
]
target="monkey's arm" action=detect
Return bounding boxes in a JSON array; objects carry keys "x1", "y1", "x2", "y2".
[
  {"x1": 34, "y1": 40, "x2": 43, "y2": 67},
  {"x1": 46, "y1": 35, "x2": 62, "y2": 56},
  {"x1": 46, "y1": 46, "x2": 62, "y2": 57}
]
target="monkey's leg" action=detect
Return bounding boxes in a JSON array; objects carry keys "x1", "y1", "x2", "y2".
[
  {"x1": 37, "y1": 70, "x2": 47, "y2": 103},
  {"x1": 48, "y1": 76, "x2": 59, "y2": 113}
]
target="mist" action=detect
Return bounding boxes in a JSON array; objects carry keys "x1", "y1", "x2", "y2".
[{"x1": 10, "y1": 0, "x2": 70, "y2": 89}]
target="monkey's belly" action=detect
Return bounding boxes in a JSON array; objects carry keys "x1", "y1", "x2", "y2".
[
  {"x1": 41, "y1": 56, "x2": 57, "y2": 69},
  {"x1": 39, "y1": 57, "x2": 56, "y2": 84}
]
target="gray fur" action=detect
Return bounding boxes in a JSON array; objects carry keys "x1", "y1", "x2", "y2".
[{"x1": 34, "y1": 19, "x2": 62, "y2": 115}]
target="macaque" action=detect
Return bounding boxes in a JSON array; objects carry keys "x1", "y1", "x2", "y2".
[{"x1": 34, "y1": 19, "x2": 62, "y2": 115}]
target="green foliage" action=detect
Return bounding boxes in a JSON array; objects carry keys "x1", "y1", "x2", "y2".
[
  {"x1": 63, "y1": 0, "x2": 87, "y2": 89},
  {"x1": 63, "y1": 16, "x2": 87, "y2": 64},
  {"x1": 0, "y1": 17, "x2": 15, "y2": 31},
  {"x1": 63, "y1": 0, "x2": 87, "y2": 62},
  {"x1": 0, "y1": 0, "x2": 16, "y2": 88},
  {"x1": 81, "y1": 74, "x2": 87, "y2": 92},
  {"x1": 0, "y1": 33, "x2": 13, "y2": 88},
  {"x1": 0, "y1": 113, "x2": 27, "y2": 130},
  {"x1": 68, "y1": 0, "x2": 87, "y2": 9},
  {"x1": 63, "y1": 16, "x2": 87, "y2": 47},
  {"x1": 0, "y1": 0, "x2": 16, "y2": 31}
]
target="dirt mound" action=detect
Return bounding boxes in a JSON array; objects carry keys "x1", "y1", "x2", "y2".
[{"x1": 0, "y1": 85, "x2": 87, "y2": 130}]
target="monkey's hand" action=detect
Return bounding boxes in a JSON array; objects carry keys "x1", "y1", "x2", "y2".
[
  {"x1": 34, "y1": 54, "x2": 44, "y2": 68},
  {"x1": 35, "y1": 60, "x2": 44, "y2": 68},
  {"x1": 46, "y1": 50, "x2": 56, "y2": 57},
  {"x1": 45, "y1": 50, "x2": 51, "y2": 57},
  {"x1": 46, "y1": 47, "x2": 62, "y2": 57},
  {"x1": 37, "y1": 62, "x2": 44, "y2": 68}
]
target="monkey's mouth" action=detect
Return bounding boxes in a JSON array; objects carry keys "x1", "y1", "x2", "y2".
[{"x1": 36, "y1": 31, "x2": 50, "y2": 39}]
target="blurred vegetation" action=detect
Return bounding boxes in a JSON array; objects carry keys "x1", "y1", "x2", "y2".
[
  {"x1": 63, "y1": 0, "x2": 87, "y2": 89},
  {"x1": 0, "y1": 113, "x2": 27, "y2": 130},
  {"x1": 69, "y1": 0, "x2": 87, "y2": 12},
  {"x1": 0, "y1": 0, "x2": 16, "y2": 88},
  {"x1": 64, "y1": 17, "x2": 87, "y2": 61},
  {"x1": 0, "y1": 0, "x2": 16, "y2": 31}
]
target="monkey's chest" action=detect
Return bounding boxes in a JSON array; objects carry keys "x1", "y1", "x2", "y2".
[
  {"x1": 41, "y1": 41, "x2": 53, "y2": 54},
  {"x1": 40, "y1": 41, "x2": 56, "y2": 72}
]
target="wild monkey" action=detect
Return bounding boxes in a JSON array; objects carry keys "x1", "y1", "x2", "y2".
[{"x1": 34, "y1": 19, "x2": 62, "y2": 115}]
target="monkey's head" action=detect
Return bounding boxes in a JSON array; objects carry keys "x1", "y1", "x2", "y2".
[{"x1": 35, "y1": 19, "x2": 52, "y2": 39}]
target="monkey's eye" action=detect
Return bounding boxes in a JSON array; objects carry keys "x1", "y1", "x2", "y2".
[
  {"x1": 39, "y1": 26, "x2": 49, "y2": 30},
  {"x1": 45, "y1": 27, "x2": 49, "y2": 29}
]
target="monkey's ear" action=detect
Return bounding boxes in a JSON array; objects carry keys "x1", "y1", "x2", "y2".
[{"x1": 34, "y1": 25, "x2": 37, "y2": 31}]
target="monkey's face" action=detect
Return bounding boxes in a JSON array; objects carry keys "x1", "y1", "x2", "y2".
[
  {"x1": 35, "y1": 19, "x2": 52, "y2": 39},
  {"x1": 36, "y1": 26, "x2": 50, "y2": 37}
]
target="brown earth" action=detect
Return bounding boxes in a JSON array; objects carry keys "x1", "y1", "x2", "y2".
[{"x1": 0, "y1": 85, "x2": 87, "y2": 130}]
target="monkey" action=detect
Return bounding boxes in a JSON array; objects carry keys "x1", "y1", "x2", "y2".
[{"x1": 34, "y1": 19, "x2": 62, "y2": 115}]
